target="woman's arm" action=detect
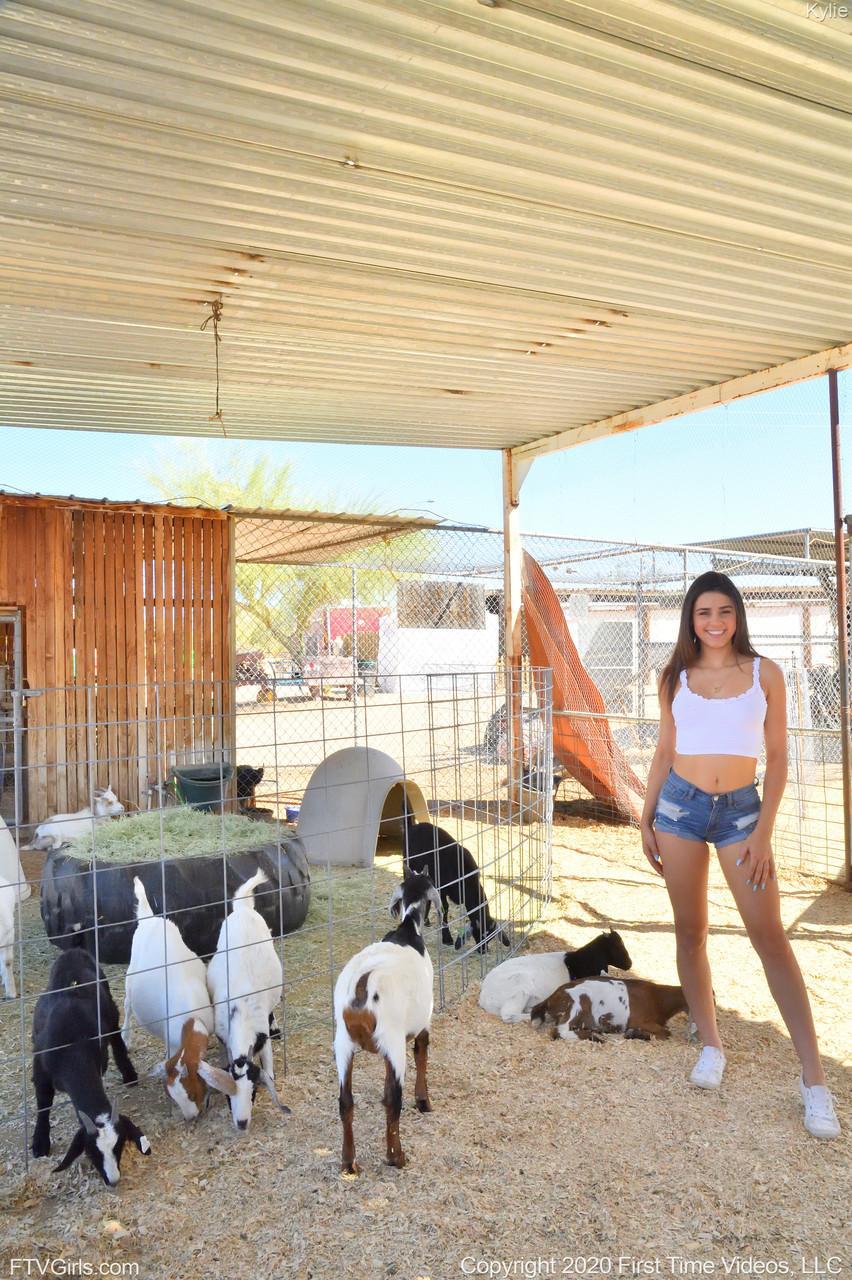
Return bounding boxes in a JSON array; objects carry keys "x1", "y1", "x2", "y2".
[
  {"x1": 739, "y1": 659, "x2": 787, "y2": 890},
  {"x1": 640, "y1": 683, "x2": 676, "y2": 876}
]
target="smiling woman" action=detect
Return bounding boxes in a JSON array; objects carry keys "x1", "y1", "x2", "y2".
[{"x1": 639, "y1": 572, "x2": 841, "y2": 1140}]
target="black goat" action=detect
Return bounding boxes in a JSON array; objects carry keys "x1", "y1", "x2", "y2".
[
  {"x1": 32, "y1": 949, "x2": 151, "y2": 1185},
  {"x1": 564, "y1": 929, "x2": 632, "y2": 979},
  {"x1": 402, "y1": 813, "x2": 509, "y2": 951}
]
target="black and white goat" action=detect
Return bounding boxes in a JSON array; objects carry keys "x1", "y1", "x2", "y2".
[
  {"x1": 31, "y1": 949, "x2": 151, "y2": 1185},
  {"x1": 206, "y1": 869, "x2": 286, "y2": 1130},
  {"x1": 478, "y1": 929, "x2": 632, "y2": 1023},
  {"x1": 402, "y1": 813, "x2": 508, "y2": 951},
  {"x1": 333, "y1": 872, "x2": 442, "y2": 1174}
]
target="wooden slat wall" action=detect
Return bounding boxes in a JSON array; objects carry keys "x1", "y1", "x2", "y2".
[{"x1": 0, "y1": 496, "x2": 234, "y2": 824}]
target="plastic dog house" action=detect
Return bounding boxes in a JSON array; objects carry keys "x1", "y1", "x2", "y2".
[{"x1": 297, "y1": 746, "x2": 429, "y2": 867}]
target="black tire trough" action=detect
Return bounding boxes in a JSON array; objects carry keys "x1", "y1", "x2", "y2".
[{"x1": 39, "y1": 838, "x2": 311, "y2": 963}]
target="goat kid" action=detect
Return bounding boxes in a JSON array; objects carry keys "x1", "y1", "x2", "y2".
[
  {"x1": 32, "y1": 949, "x2": 150, "y2": 1185},
  {"x1": 207, "y1": 869, "x2": 286, "y2": 1130},
  {"x1": 530, "y1": 976, "x2": 688, "y2": 1042},
  {"x1": 32, "y1": 787, "x2": 125, "y2": 851},
  {"x1": 334, "y1": 872, "x2": 442, "y2": 1174},
  {"x1": 122, "y1": 877, "x2": 233, "y2": 1119},
  {"x1": 402, "y1": 813, "x2": 508, "y2": 951},
  {"x1": 0, "y1": 874, "x2": 18, "y2": 998},
  {"x1": 478, "y1": 929, "x2": 632, "y2": 1023}
]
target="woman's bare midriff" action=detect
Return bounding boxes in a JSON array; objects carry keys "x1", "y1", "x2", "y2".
[{"x1": 673, "y1": 753, "x2": 758, "y2": 794}]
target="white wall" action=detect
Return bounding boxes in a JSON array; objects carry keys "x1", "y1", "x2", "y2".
[{"x1": 377, "y1": 613, "x2": 499, "y2": 693}]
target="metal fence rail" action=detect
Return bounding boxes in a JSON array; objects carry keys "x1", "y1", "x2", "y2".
[{"x1": 0, "y1": 668, "x2": 552, "y2": 1173}]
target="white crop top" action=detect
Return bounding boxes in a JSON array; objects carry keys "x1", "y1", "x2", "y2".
[{"x1": 672, "y1": 658, "x2": 767, "y2": 758}]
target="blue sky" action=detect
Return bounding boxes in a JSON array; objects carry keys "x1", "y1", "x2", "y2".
[{"x1": 1, "y1": 371, "x2": 849, "y2": 545}]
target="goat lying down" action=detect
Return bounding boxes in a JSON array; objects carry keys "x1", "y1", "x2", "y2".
[
  {"x1": 478, "y1": 929, "x2": 632, "y2": 1023},
  {"x1": 32, "y1": 786, "x2": 125, "y2": 851},
  {"x1": 530, "y1": 976, "x2": 688, "y2": 1042}
]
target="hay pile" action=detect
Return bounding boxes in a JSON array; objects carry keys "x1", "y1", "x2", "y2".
[
  {"x1": 1, "y1": 821, "x2": 849, "y2": 1279},
  {"x1": 65, "y1": 808, "x2": 289, "y2": 864}
]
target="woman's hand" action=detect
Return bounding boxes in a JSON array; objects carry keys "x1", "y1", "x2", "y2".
[
  {"x1": 641, "y1": 820, "x2": 664, "y2": 877},
  {"x1": 736, "y1": 832, "x2": 776, "y2": 891}
]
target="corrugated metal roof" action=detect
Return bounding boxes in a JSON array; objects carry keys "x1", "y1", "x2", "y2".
[{"x1": 0, "y1": 0, "x2": 850, "y2": 451}]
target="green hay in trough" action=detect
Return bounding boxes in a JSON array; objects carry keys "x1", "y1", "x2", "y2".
[{"x1": 66, "y1": 807, "x2": 288, "y2": 864}]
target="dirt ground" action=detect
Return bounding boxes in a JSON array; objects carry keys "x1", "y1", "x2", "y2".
[{"x1": 1, "y1": 819, "x2": 849, "y2": 1280}]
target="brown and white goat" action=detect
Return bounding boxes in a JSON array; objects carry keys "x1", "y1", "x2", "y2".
[
  {"x1": 530, "y1": 977, "x2": 688, "y2": 1042},
  {"x1": 333, "y1": 873, "x2": 442, "y2": 1174},
  {"x1": 123, "y1": 878, "x2": 232, "y2": 1118}
]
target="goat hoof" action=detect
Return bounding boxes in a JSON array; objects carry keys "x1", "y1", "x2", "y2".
[
  {"x1": 387, "y1": 1151, "x2": 406, "y2": 1169},
  {"x1": 415, "y1": 1097, "x2": 432, "y2": 1113},
  {"x1": 32, "y1": 1135, "x2": 50, "y2": 1159},
  {"x1": 341, "y1": 1161, "x2": 361, "y2": 1177},
  {"x1": 453, "y1": 936, "x2": 462, "y2": 951},
  {"x1": 278, "y1": 1103, "x2": 292, "y2": 1116}
]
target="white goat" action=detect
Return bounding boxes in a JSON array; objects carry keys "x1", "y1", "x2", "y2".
[
  {"x1": 207, "y1": 869, "x2": 285, "y2": 1130},
  {"x1": 122, "y1": 878, "x2": 232, "y2": 1120},
  {"x1": 0, "y1": 874, "x2": 18, "y2": 998},
  {"x1": 32, "y1": 786, "x2": 125, "y2": 851},
  {"x1": 333, "y1": 872, "x2": 441, "y2": 1174}
]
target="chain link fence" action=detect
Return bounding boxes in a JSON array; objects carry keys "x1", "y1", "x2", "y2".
[{"x1": 232, "y1": 518, "x2": 849, "y2": 881}]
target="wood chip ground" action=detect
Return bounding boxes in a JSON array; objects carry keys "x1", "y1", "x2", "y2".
[{"x1": 1, "y1": 820, "x2": 849, "y2": 1279}]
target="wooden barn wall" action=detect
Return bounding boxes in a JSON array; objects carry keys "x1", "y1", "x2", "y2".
[{"x1": 0, "y1": 499, "x2": 234, "y2": 824}]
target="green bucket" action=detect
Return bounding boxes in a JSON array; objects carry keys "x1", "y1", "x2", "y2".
[{"x1": 171, "y1": 763, "x2": 235, "y2": 814}]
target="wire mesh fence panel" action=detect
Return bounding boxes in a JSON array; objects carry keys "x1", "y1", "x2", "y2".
[
  {"x1": 230, "y1": 519, "x2": 849, "y2": 880},
  {"x1": 0, "y1": 667, "x2": 551, "y2": 1174}
]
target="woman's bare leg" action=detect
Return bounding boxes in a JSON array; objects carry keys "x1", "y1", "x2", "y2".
[
  {"x1": 657, "y1": 832, "x2": 721, "y2": 1049},
  {"x1": 716, "y1": 840, "x2": 825, "y2": 1086}
]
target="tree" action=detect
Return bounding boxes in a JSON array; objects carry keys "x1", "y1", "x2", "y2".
[{"x1": 140, "y1": 443, "x2": 413, "y2": 663}]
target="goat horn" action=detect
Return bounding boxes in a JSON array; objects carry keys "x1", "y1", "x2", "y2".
[{"x1": 78, "y1": 1110, "x2": 97, "y2": 1135}]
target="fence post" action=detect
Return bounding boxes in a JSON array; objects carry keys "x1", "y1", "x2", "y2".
[
  {"x1": 827, "y1": 370, "x2": 852, "y2": 888},
  {"x1": 502, "y1": 451, "x2": 530, "y2": 805}
]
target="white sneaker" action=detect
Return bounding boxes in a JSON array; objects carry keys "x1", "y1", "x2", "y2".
[
  {"x1": 799, "y1": 1077, "x2": 841, "y2": 1139},
  {"x1": 689, "y1": 1047, "x2": 726, "y2": 1090}
]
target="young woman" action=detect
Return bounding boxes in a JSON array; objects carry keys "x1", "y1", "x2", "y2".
[{"x1": 640, "y1": 571, "x2": 840, "y2": 1139}]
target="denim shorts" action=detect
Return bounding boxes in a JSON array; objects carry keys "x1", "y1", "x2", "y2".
[{"x1": 654, "y1": 770, "x2": 761, "y2": 849}]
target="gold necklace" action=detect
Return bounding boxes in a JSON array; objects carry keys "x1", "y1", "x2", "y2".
[{"x1": 702, "y1": 664, "x2": 740, "y2": 695}]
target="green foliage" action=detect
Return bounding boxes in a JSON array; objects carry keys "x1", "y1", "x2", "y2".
[{"x1": 140, "y1": 442, "x2": 427, "y2": 661}]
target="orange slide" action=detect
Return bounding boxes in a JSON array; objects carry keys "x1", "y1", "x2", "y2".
[{"x1": 522, "y1": 551, "x2": 645, "y2": 823}]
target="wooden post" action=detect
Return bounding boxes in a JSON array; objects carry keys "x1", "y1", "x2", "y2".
[{"x1": 503, "y1": 450, "x2": 531, "y2": 807}]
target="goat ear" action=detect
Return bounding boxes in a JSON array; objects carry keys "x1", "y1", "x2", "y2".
[
  {"x1": 389, "y1": 884, "x2": 404, "y2": 918},
  {"x1": 77, "y1": 1110, "x2": 97, "y2": 1136},
  {"x1": 54, "y1": 1127, "x2": 86, "y2": 1171},
  {"x1": 259, "y1": 1069, "x2": 291, "y2": 1114},
  {"x1": 427, "y1": 884, "x2": 443, "y2": 924},
  {"x1": 119, "y1": 1116, "x2": 151, "y2": 1155},
  {"x1": 197, "y1": 1060, "x2": 237, "y2": 1097}
]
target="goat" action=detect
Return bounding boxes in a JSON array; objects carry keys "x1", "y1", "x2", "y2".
[
  {"x1": 122, "y1": 877, "x2": 233, "y2": 1120},
  {"x1": 333, "y1": 872, "x2": 442, "y2": 1174},
  {"x1": 31, "y1": 948, "x2": 150, "y2": 1185},
  {"x1": 530, "y1": 976, "x2": 688, "y2": 1042},
  {"x1": 0, "y1": 874, "x2": 18, "y2": 998},
  {"x1": 478, "y1": 929, "x2": 632, "y2": 1023},
  {"x1": 207, "y1": 869, "x2": 286, "y2": 1130},
  {"x1": 402, "y1": 813, "x2": 508, "y2": 951},
  {"x1": 32, "y1": 786, "x2": 125, "y2": 851}
]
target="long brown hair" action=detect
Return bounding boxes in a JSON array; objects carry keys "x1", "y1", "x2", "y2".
[{"x1": 660, "y1": 571, "x2": 759, "y2": 705}]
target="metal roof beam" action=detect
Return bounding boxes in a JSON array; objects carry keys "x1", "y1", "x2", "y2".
[{"x1": 512, "y1": 340, "x2": 852, "y2": 462}]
